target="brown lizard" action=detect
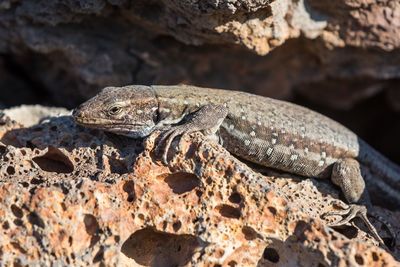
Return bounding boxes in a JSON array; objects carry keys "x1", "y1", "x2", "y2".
[{"x1": 73, "y1": 84, "x2": 399, "y2": 247}]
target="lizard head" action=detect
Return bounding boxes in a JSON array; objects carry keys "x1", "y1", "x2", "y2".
[{"x1": 73, "y1": 85, "x2": 159, "y2": 138}]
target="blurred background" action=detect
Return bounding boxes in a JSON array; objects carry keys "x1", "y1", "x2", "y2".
[{"x1": 0, "y1": 0, "x2": 399, "y2": 163}]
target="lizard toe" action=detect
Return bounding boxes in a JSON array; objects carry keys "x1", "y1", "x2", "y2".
[
  {"x1": 323, "y1": 204, "x2": 386, "y2": 247},
  {"x1": 157, "y1": 126, "x2": 187, "y2": 165}
]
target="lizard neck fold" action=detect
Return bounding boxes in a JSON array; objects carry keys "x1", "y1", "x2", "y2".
[{"x1": 152, "y1": 85, "x2": 196, "y2": 124}]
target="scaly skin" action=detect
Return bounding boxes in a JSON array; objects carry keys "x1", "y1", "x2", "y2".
[{"x1": 73, "y1": 84, "x2": 400, "y2": 247}]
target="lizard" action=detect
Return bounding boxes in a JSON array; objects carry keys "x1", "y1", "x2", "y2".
[{"x1": 72, "y1": 84, "x2": 399, "y2": 247}]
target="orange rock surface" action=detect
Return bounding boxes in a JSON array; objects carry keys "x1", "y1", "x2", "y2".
[{"x1": 0, "y1": 107, "x2": 398, "y2": 266}]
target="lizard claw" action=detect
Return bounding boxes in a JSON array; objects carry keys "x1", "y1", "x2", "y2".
[
  {"x1": 157, "y1": 126, "x2": 188, "y2": 165},
  {"x1": 322, "y1": 203, "x2": 386, "y2": 246}
]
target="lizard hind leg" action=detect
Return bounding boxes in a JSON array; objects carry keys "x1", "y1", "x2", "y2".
[
  {"x1": 331, "y1": 158, "x2": 366, "y2": 204},
  {"x1": 324, "y1": 158, "x2": 387, "y2": 246}
]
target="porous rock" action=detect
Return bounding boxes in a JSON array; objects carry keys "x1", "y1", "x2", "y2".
[{"x1": 0, "y1": 105, "x2": 399, "y2": 266}]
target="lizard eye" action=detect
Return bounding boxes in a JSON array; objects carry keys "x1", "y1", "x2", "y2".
[{"x1": 108, "y1": 105, "x2": 122, "y2": 115}]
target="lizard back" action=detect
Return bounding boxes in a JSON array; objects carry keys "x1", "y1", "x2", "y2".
[{"x1": 153, "y1": 85, "x2": 360, "y2": 178}]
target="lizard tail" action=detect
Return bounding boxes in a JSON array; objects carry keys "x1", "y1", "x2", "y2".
[
  {"x1": 358, "y1": 139, "x2": 400, "y2": 209},
  {"x1": 369, "y1": 211, "x2": 397, "y2": 249}
]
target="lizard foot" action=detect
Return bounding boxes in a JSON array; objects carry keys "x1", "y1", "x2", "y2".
[
  {"x1": 156, "y1": 125, "x2": 189, "y2": 164},
  {"x1": 322, "y1": 202, "x2": 386, "y2": 246},
  {"x1": 155, "y1": 104, "x2": 228, "y2": 165}
]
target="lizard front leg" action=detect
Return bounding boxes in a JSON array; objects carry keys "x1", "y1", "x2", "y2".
[
  {"x1": 324, "y1": 158, "x2": 394, "y2": 247},
  {"x1": 157, "y1": 104, "x2": 228, "y2": 164}
]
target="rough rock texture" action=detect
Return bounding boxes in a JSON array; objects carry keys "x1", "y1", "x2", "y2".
[
  {"x1": 0, "y1": 0, "x2": 399, "y2": 107},
  {"x1": 3, "y1": 105, "x2": 69, "y2": 126},
  {"x1": 0, "y1": 105, "x2": 399, "y2": 266}
]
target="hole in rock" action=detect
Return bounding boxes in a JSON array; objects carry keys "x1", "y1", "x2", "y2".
[
  {"x1": 267, "y1": 206, "x2": 277, "y2": 215},
  {"x1": 217, "y1": 204, "x2": 241, "y2": 219},
  {"x1": 0, "y1": 145, "x2": 6, "y2": 155},
  {"x1": 13, "y1": 219, "x2": 23, "y2": 226},
  {"x1": 172, "y1": 221, "x2": 182, "y2": 232},
  {"x1": 10, "y1": 204, "x2": 23, "y2": 218},
  {"x1": 30, "y1": 178, "x2": 43, "y2": 185},
  {"x1": 6, "y1": 166, "x2": 15, "y2": 175},
  {"x1": 32, "y1": 146, "x2": 74, "y2": 173},
  {"x1": 263, "y1": 247, "x2": 279, "y2": 263},
  {"x1": 123, "y1": 181, "x2": 136, "y2": 202},
  {"x1": 28, "y1": 212, "x2": 45, "y2": 228},
  {"x1": 354, "y1": 254, "x2": 364, "y2": 265},
  {"x1": 242, "y1": 226, "x2": 259, "y2": 240},
  {"x1": 108, "y1": 156, "x2": 129, "y2": 174},
  {"x1": 93, "y1": 247, "x2": 104, "y2": 263},
  {"x1": 228, "y1": 192, "x2": 242, "y2": 204},
  {"x1": 163, "y1": 172, "x2": 201, "y2": 194},
  {"x1": 88, "y1": 228, "x2": 100, "y2": 247},
  {"x1": 2, "y1": 221, "x2": 10, "y2": 230},
  {"x1": 371, "y1": 252, "x2": 379, "y2": 261},
  {"x1": 121, "y1": 227, "x2": 204, "y2": 267},
  {"x1": 84, "y1": 214, "x2": 99, "y2": 236}
]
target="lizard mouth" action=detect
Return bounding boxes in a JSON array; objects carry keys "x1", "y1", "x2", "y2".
[
  {"x1": 73, "y1": 116, "x2": 153, "y2": 137},
  {"x1": 74, "y1": 117, "x2": 147, "y2": 129},
  {"x1": 76, "y1": 120, "x2": 145, "y2": 129}
]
